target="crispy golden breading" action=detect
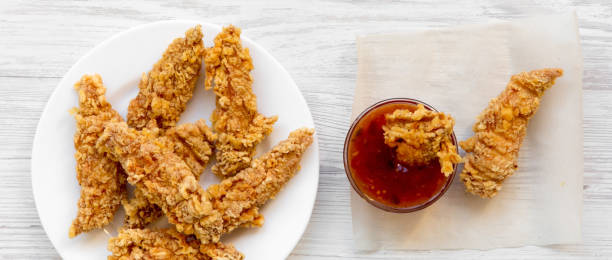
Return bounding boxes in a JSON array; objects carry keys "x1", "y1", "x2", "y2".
[
  {"x1": 205, "y1": 25, "x2": 278, "y2": 177},
  {"x1": 383, "y1": 104, "x2": 461, "y2": 176},
  {"x1": 203, "y1": 128, "x2": 315, "y2": 243},
  {"x1": 69, "y1": 74, "x2": 126, "y2": 238},
  {"x1": 121, "y1": 188, "x2": 163, "y2": 230},
  {"x1": 122, "y1": 119, "x2": 217, "y2": 229},
  {"x1": 199, "y1": 242, "x2": 244, "y2": 260},
  {"x1": 127, "y1": 25, "x2": 205, "y2": 130},
  {"x1": 108, "y1": 228, "x2": 243, "y2": 260},
  {"x1": 166, "y1": 119, "x2": 217, "y2": 176},
  {"x1": 460, "y1": 68, "x2": 563, "y2": 198},
  {"x1": 96, "y1": 122, "x2": 221, "y2": 239}
]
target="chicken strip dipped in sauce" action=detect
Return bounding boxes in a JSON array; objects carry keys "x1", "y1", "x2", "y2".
[{"x1": 383, "y1": 104, "x2": 461, "y2": 177}]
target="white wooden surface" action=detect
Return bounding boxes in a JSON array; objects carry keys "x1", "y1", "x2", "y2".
[{"x1": 1, "y1": 0, "x2": 611, "y2": 259}]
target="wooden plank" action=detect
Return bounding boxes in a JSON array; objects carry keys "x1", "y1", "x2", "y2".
[{"x1": 0, "y1": 0, "x2": 611, "y2": 258}]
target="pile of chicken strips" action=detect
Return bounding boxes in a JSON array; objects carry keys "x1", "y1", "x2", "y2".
[{"x1": 68, "y1": 24, "x2": 314, "y2": 259}]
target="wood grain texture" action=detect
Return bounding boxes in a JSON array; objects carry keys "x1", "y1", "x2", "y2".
[{"x1": 1, "y1": 0, "x2": 611, "y2": 259}]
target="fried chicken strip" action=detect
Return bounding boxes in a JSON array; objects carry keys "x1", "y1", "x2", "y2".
[
  {"x1": 97, "y1": 124, "x2": 314, "y2": 244},
  {"x1": 108, "y1": 228, "x2": 243, "y2": 260},
  {"x1": 124, "y1": 25, "x2": 211, "y2": 228},
  {"x1": 122, "y1": 119, "x2": 217, "y2": 229},
  {"x1": 121, "y1": 188, "x2": 163, "y2": 230},
  {"x1": 127, "y1": 25, "x2": 204, "y2": 130},
  {"x1": 96, "y1": 122, "x2": 221, "y2": 239},
  {"x1": 383, "y1": 104, "x2": 461, "y2": 176},
  {"x1": 460, "y1": 68, "x2": 563, "y2": 198},
  {"x1": 203, "y1": 128, "x2": 315, "y2": 243},
  {"x1": 205, "y1": 25, "x2": 278, "y2": 177},
  {"x1": 166, "y1": 119, "x2": 217, "y2": 176},
  {"x1": 69, "y1": 74, "x2": 126, "y2": 238}
]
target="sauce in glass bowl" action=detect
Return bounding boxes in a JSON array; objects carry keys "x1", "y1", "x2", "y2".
[{"x1": 344, "y1": 98, "x2": 457, "y2": 212}]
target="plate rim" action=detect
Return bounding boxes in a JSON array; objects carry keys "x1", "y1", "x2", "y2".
[{"x1": 30, "y1": 20, "x2": 320, "y2": 259}]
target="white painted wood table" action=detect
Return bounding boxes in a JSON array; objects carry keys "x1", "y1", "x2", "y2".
[{"x1": 1, "y1": 1, "x2": 611, "y2": 259}]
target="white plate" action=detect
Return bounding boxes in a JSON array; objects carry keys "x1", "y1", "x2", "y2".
[{"x1": 31, "y1": 21, "x2": 319, "y2": 260}]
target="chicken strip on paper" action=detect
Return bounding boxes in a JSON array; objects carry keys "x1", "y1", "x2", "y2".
[
  {"x1": 460, "y1": 68, "x2": 563, "y2": 198},
  {"x1": 122, "y1": 119, "x2": 217, "y2": 229},
  {"x1": 68, "y1": 74, "x2": 126, "y2": 238},
  {"x1": 205, "y1": 25, "x2": 278, "y2": 177},
  {"x1": 127, "y1": 25, "x2": 205, "y2": 130},
  {"x1": 97, "y1": 123, "x2": 314, "y2": 244},
  {"x1": 108, "y1": 228, "x2": 243, "y2": 260},
  {"x1": 383, "y1": 104, "x2": 461, "y2": 177}
]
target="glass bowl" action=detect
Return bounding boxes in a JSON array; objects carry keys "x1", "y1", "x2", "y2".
[{"x1": 343, "y1": 98, "x2": 458, "y2": 213}]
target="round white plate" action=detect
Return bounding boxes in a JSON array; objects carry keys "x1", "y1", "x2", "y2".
[{"x1": 31, "y1": 21, "x2": 319, "y2": 260}]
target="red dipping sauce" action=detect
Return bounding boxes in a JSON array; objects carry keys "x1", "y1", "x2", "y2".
[{"x1": 344, "y1": 98, "x2": 457, "y2": 212}]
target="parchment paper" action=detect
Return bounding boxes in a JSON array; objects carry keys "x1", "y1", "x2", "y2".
[{"x1": 351, "y1": 12, "x2": 583, "y2": 250}]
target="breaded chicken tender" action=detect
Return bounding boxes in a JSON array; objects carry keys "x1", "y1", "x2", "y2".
[
  {"x1": 121, "y1": 188, "x2": 163, "y2": 230},
  {"x1": 95, "y1": 122, "x2": 220, "y2": 239},
  {"x1": 203, "y1": 128, "x2": 315, "y2": 243},
  {"x1": 108, "y1": 228, "x2": 243, "y2": 260},
  {"x1": 124, "y1": 25, "x2": 210, "y2": 228},
  {"x1": 460, "y1": 68, "x2": 563, "y2": 198},
  {"x1": 205, "y1": 25, "x2": 278, "y2": 177},
  {"x1": 122, "y1": 119, "x2": 217, "y2": 229},
  {"x1": 383, "y1": 104, "x2": 460, "y2": 176},
  {"x1": 127, "y1": 25, "x2": 205, "y2": 130},
  {"x1": 69, "y1": 74, "x2": 126, "y2": 238},
  {"x1": 166, "y1": 119, "x2": 217, "y2": 176}
]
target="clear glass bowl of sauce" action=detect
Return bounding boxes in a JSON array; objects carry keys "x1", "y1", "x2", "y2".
[{"x1": 343, "y1": 98, "x2": 458, "y2": 213}]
